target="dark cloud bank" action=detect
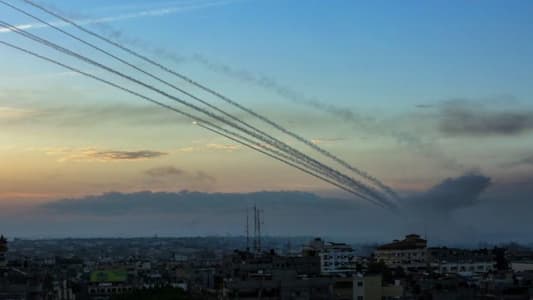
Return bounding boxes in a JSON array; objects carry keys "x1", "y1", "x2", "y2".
[
  {"x1": 93, "y1": 150, "x2": 167, "y2": 160},
  {"x1": 408, "y1": 174, "x2": 491, "y2": 214},
  {"x1": 143, "y1": 166, "x2": 216, "y2": 191},
  {"x1": 438, "y1": 100, "x2": 533, "y2": 137},
  {"x1": 0, "y1": 173, "x2": 528, "y2": 244}
]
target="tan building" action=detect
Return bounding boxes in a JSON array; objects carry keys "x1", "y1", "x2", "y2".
[{"x1": 374, "y1": 234, "x2": 428, "y2": 271}]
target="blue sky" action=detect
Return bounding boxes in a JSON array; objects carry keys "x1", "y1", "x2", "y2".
[{"x1": 3, "y1": 0, "x2": 533, "y2": 110}]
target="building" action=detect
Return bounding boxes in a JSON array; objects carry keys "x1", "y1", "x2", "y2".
[
  {"x1": 0, "y1": 235, "x2": 7, "y2": 268},
  {"x1": 87, "y1": 269, "x2": 133, "y2": 300},
  {"x1": 222, "y1": 250, "x2": 321, "y2": 279},
  {"x1": 512, "y1": 261, "x2": 533, "y2": 273},
  {"x1": 428, "y1": 247, "x2": 495, "y2": 274},
  {"x1": 51, "y1": 280, "x2": 77, "y2": 300},
  {"x1": 223, "y1": 270, "x2": 335, "y2": 300},
  {"x1": 304, "y1": 238, "x2": 358, "y2": 274},
  {"x1": 374, "y1": 234, "x2": 427, "y2": 271},
  {"x1": 353, "y1": 274, "x2": 404, "y2": 300}
]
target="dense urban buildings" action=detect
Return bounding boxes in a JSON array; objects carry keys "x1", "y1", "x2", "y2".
[{"x1": 0, "y1": 233, "x2": 533, "y2": 299}]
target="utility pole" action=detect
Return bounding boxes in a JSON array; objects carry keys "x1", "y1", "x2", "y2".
[
  {"x1": 253, "y1": 204, "x2": 257, "y2": 253},
  {"x1": 253, "y1": 204, "x2": 262, "y2": 254},
  {"x1": 257, "y1": 208, "x2": 261, "y2": 253},
  {"x1": 246, "y1": 207, "x2": 250, "y2": 252}
]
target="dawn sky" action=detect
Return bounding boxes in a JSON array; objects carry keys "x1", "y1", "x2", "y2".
[{"x1": 0, "y1": 0, "x2": 532, "y2": 240}]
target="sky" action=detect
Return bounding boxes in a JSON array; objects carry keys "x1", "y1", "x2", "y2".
[{"x1": 0, "y1": 0, "x2": 532, "y2": 242}]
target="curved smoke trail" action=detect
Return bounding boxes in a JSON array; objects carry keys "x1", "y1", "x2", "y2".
[
  {"x1": 0, "y1": 20, "x2": 394, "y2": 209},
  {"x1": 19, "y1": 0, "x2": 400, "y2": 202},
  {"x1": 0, "y1": 39, "x2": 385, "y2": 208}
]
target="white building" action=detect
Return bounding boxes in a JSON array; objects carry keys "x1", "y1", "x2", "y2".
[
  {"x1": 511, "y1": 261, "x2": 533, "y2": 272},
  {"x1": 320, "y1": 242, "x2": 359, "y2": 274},
  {"x1": 304, "y1": 238, "x2": 358, "y2": 274},
  {"x1": 428, "y1": 247, "x2": 495, "y2": 274},
  {"x1": 433, "y1": 261, "x2": 494, "y2": 274}
]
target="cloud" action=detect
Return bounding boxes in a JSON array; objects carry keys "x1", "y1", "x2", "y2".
[
  {"x1": 518, "y1": 155, "x2": 533, "y2": 166},
  {"x1": 438, "y1": 100, "x2": 533, "y2": 137},
  {"x1": 31, "y1": 190, "x2": 375, "y2": 238},
  {"x1": 90, "y1": 150, "x2": 168, "y2": 161},
  {"x1": 0, "y1": 103, "x2": 191, "y2": 127},
  {"x1": 397, "y1": 173, "x2": 495, "y2": 244},
  {"x1": 205, "y1": 143, "x2": 240, "y2": 152},
  {"x1": 177, "y1": 147, "x2": 196, "y2": 153},
  {"x1": 310, "y1": 138, "x2": 345, "y2": 145},
  {"x1": 144, "y1": 166, "x2": 216, "y2": 188},
  {"x1": 0, "y1": 106, "x2": 35, "y2": 120},
  {"x1": 407, "y1": 173, "x2": 492, "y2": 214},
  {"x1": 505, "y1": 154, "x2": 533, "y2": 168},
  {"x1": 41, "y1": 190, "x2": 360, "y2": 216},
  {"x1": 38, "y1": 147, "x2": 168, "y2": 162},
  {"x1": 415, "y1": 104, "x2": 434, "y2": 109},
  {"x1": 145, "y1": 166, "x2": 186, "y2": 177},
  {"x1": 177, "y1": 143, "x2": 241, "y2": 153},
  {"x1": 0, "y1": 174, "x2": 530, "y2": 243}
]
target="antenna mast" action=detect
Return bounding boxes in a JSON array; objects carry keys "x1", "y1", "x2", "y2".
[{"x1": 246, "y1": 207, "x2": 250, "y2": 251}]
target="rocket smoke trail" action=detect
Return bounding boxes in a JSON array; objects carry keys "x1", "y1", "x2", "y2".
[
  {"x1": 0, "y1": 0, "x2": 391, "y2": 206},
  {"x1": 0, "y1": 20, "x2": 395, "y2": 209},
  {"x1": 0, "y1": 1, "x2": 390, "y2": 209},
  {"x1": 19, "y1": 0, "x2": 400, "y2": 201},
  {"x1": 0, "y1": 0, "x2": 235, "y2": 33},
  {"x1": 0, "y1": 39, "x2": 386, "y2": 209}
]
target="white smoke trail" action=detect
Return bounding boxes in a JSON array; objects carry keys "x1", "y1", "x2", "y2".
[
  {"x1": 0, "y1": 0, "x2": 235, "y2": 33},
  {"x1": 0, "y1": 19, "x2": 394, "y2": 208}
]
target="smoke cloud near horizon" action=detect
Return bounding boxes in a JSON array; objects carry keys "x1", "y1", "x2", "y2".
[
  {"x1": 398, "y1": 173, "x2": 524, "y2": 244},
  {"x1": 0, "y1": 173, "x2": 525, "y2": 243},
  {"x1": 407, "y1": 174, "x2": 492, "y2": 215}
]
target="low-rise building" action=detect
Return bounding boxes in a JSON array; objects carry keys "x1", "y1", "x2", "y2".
[
  {"x1": 223, "y1": 270, "x2": 335, "y2": 300},
  {"x1": 353, "y1": 274, "x2": 404, "y2": 300},
  {"x1": 374, "y1": 234, "x2": 427, "y2": 271},
  {"x1": 87, "y1": 269, "x2": 133, "y2": 300},
  {"x1": 429, "y1": 247, "x2": 495, "y2": 274},
  {"x1": 512, "y1": 261, "x2": 533, "y2": 272},
  {"x1": 304, "y1": 238, "x2": 358, "y2": 274}
]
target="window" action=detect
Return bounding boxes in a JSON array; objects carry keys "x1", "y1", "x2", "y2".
[
  {"x1": 357, "y1": 281, "x2": 363, "y2": 287},
  {"x1": 358, "y1": 296, "x2": 364, "y2": 300}
]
